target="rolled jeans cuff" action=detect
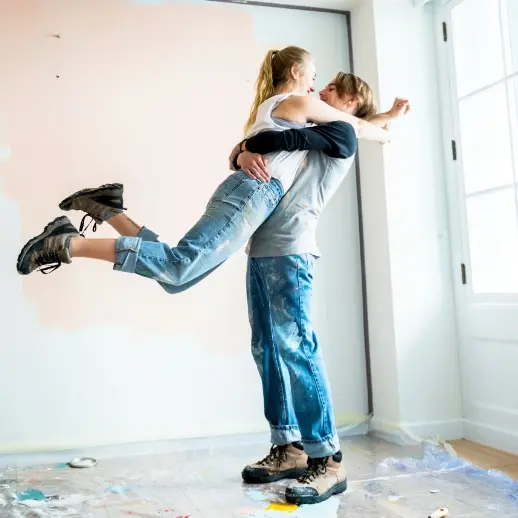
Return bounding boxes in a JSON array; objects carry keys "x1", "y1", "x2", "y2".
[
  {"x1": 137, "y1": 227, "x2": 159, "y2": 242},
  {"x1": 270, "y1": 425, "x2": 302, "y2": 446},
  {"x1": 302, "y1": 433, "x2": 341, "y2": 458},
  {"x1": 114, "y1": 236, "x2": 142, "y2": 273}
]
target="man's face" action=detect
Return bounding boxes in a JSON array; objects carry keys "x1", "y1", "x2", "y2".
[{"x1": 319, "y1": 82, "x2": 357, "y2": 114}]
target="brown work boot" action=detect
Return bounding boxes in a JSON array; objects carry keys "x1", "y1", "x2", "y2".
[
  {"x1": 285, "y1": 451, "x2": 347, "y2": 505},
  {"x1": 242, "y1": 443, "x2": 308, "y2": 484}
]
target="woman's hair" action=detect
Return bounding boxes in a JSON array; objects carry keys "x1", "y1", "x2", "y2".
[
  {"x1": 333, "y1": 72, "x2": 377, "y2": 119},
  {"x1": 244, "y1": 46, "x2": 311, "y2": 135}
]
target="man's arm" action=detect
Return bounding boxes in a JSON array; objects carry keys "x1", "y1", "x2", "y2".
[
  {"x1": 229, "y1": 97, "x2": 410, "y2": 168},
  {"x1": 244, "y1": 121, "x2": 357, "y2": 159},
  {"x1": 275, "y1": 96, "x2": 390, "y2": 144},
  {"x1": 229, "y1": 120, "x2": 357, "y2": 173},
  {"x1": 230, "y1": 98, "x2": 409, "y2": 180}
]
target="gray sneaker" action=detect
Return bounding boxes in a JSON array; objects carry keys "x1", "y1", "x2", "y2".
[
  {"x1": 59, "y1": 183, "x2": 125, "y2": 234},
  {"x1": 16, "y1": 216, "x2": 80, "y2": 275}
]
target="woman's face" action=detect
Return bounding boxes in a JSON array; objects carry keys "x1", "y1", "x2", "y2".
[{"x1": 293, "y1": 58, "x2": 316, "y2": 95}]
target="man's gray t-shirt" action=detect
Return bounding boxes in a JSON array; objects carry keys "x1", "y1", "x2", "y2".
[{"x1": 246, "y1": 118, "x2": 356, "y2": 258}]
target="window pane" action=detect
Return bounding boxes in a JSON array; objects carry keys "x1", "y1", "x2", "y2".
[
  {"x1": 506, "y1": 0, "x2": 518, "y2": 73},
  {"x1": 466, "y1": 189, "x2": 518, "y2": 294},
  {"x1": 451, "y1": 0, "x2": 504, "y2": 97},
  {"x1": 458, "y1": 83, "x2": 514, "y2": 194}
]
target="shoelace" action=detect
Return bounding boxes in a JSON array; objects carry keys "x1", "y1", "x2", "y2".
[
  {"x1": 35, "y1": 251, "x2": 61, "y2": 274},
  {"x1": 297, "y1": 457, "x2": 329, "y2": 484},
  {"x1": 79, "y1": 214, "x2": 97, "y2": 236},
  {"x1": 257, "y1": 445, "x2": 289, "y2": 467}
]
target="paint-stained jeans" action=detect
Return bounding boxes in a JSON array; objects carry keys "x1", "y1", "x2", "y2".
[
  {"x1": 247, "y1": 254, "x2": 340, "y2": 458},
  {"x1": 114, "y1": 172, "x2": 283, "y2": 292}
]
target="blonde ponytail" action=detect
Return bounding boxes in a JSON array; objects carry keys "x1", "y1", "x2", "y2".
[
  {"x1": 244, "y1": 46, "x2": 311, "y2": 135},
  {"x1": 244, "y1": 50, "x2": 278, "y2": 135}
]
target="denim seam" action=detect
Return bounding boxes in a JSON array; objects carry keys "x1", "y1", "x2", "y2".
[
  {"x1": 301, "y1": 432, "x2": 337, "y2": 445},
  {"x1": 296, "y1": 255, "x2": 330, "y2": 435},
  {"x1": 138, "y1": 253, "x2": 190, "y2": 265},
  {"x1": 254, "y1": 259, "x2": 289, "y2": 425},
  {"x1": 207, "y1": 176, "x2": 249, "y2": 205}
]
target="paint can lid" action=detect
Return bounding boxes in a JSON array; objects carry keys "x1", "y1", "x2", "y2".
[{"x1": 68, "y1": 457, "x2": 97, "y2": 468}]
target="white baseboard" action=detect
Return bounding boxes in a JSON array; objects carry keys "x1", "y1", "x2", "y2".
[
  {"x1": 0, "y1": 424, "x2": 368, "y2": 468},
  {"x1": 464, "y1": 419, "x2": 518, "y2": 456},
  {"x1": 370, "y1": 416, "x2": 464, "y2": 445},
  {"x1": 0, "y1": 432, "x2": 268, "y2": 468},
  {"x1": 337, "y1": 420, "x2": 369, "y2": 437}
]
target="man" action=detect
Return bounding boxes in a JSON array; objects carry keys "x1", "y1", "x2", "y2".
[{"x1": 229, "y1": 72, "x2": 409, "y2": 505}]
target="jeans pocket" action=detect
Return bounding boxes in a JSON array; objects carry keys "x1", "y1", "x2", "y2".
[
  {"x1": 207, "y1": 172, "x2": 250, "y2": 206},
  {"x1": 260, "y1": 182, "x2": 283, "y2": 210}
]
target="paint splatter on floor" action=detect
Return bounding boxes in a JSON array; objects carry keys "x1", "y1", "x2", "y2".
[
  {"x1": 1, "y1": 437, "x2": 518, "y2": 517},
  {"x1": 15, "y1": 488, "x2": 46, "y2": 501},
  {"x1": 265, "y1": 502, "x2": 297, "y2": 512}
]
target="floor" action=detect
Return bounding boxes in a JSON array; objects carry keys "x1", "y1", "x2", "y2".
[
  {"x1": 1, "y1": 435, "x2": 518, "y2": 517},
  {"x1": 450, "y1": 439, "x2": 518, "y2": 479}
]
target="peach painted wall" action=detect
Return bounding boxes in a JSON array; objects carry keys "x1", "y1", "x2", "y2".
[{"x1": 0, "y1": 0, "x2": 363, "y2": 452}]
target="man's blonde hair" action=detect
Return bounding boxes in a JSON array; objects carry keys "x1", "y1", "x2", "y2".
[{"x1": 333, "y1": 72, "x2": 377, "y2": 119}]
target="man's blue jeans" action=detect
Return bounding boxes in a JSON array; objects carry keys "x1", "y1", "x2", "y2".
[
  {"x1": 113, "y1": 172, "x2": 283, "y2": 292},
  {"x1": 247, "y1": 254, "x2": 340, "y2": 458}
]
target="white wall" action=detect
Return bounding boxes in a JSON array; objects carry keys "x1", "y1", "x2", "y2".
[
  {"x1": 0, "y1": 0, "x2": 367, "y2": 454},
  {"x1": 0, "y1": 0, "x2": 467, "y2": 455},
  {"x1": 350, "y1": 0, "x2": 463, "y2": 440}
]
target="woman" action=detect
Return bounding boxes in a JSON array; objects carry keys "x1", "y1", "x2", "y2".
[{"x1": 17, "y1": 46, "x2": 389, "y2": 284}]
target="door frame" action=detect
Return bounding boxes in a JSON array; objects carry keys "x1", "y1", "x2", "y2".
[
  {"x1": 207, "y1": 0, "x2": 374, "y2": 414},
  {"x1": 433, "y1": 0, "x2": 469, "y2": 415}
]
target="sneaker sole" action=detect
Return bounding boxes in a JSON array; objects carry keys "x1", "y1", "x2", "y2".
[
  {"x1": 285, "y1": 479, "x2": 347, "y2": 505},
  {"x1": 59, "y1": 183, "x2": 124, "y2": 212},
  {"x1": 242, "y1": 467, "x2": 306, "y2": 485},
  {"x1": 16, "y1": 216, "x2": 72, "y2": 275}
]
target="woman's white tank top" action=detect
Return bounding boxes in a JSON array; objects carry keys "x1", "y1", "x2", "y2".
[{"x1": 246, "y1": 93, "x2": 308, "y2": 192}]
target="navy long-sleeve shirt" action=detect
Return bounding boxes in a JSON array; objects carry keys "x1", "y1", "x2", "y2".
[{"x1": 244, "y1": 120, "x2": 357, "y2": 159}]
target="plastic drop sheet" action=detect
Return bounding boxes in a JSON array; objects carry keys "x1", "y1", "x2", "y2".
[{"x1": 0, "y1": 440, "x2": 518, "y2": 517}]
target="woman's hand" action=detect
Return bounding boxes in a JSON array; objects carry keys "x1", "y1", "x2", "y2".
[{"x1": 237, "y1": 151, "x2": 271, "y2": 182}]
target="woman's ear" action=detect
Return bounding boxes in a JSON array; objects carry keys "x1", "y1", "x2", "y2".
[{"x1": 290, "y1": 64, "x2": 301, "y2": 81}]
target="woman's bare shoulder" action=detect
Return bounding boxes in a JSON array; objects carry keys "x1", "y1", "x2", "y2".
[
  {"x1": 278, "y1": 94, "x2": 309, "y2": 109},
  {"x1": 273, "y1": 94, "x2": 310, "y2": 123}
]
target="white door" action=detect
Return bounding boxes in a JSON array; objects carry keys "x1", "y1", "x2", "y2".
[
  {"x1": 228, "y1": 3, "x2": 368, "y2": 433},
  {"x1": 437, "y1": 0, "x2": 518, "y2": 451}
]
